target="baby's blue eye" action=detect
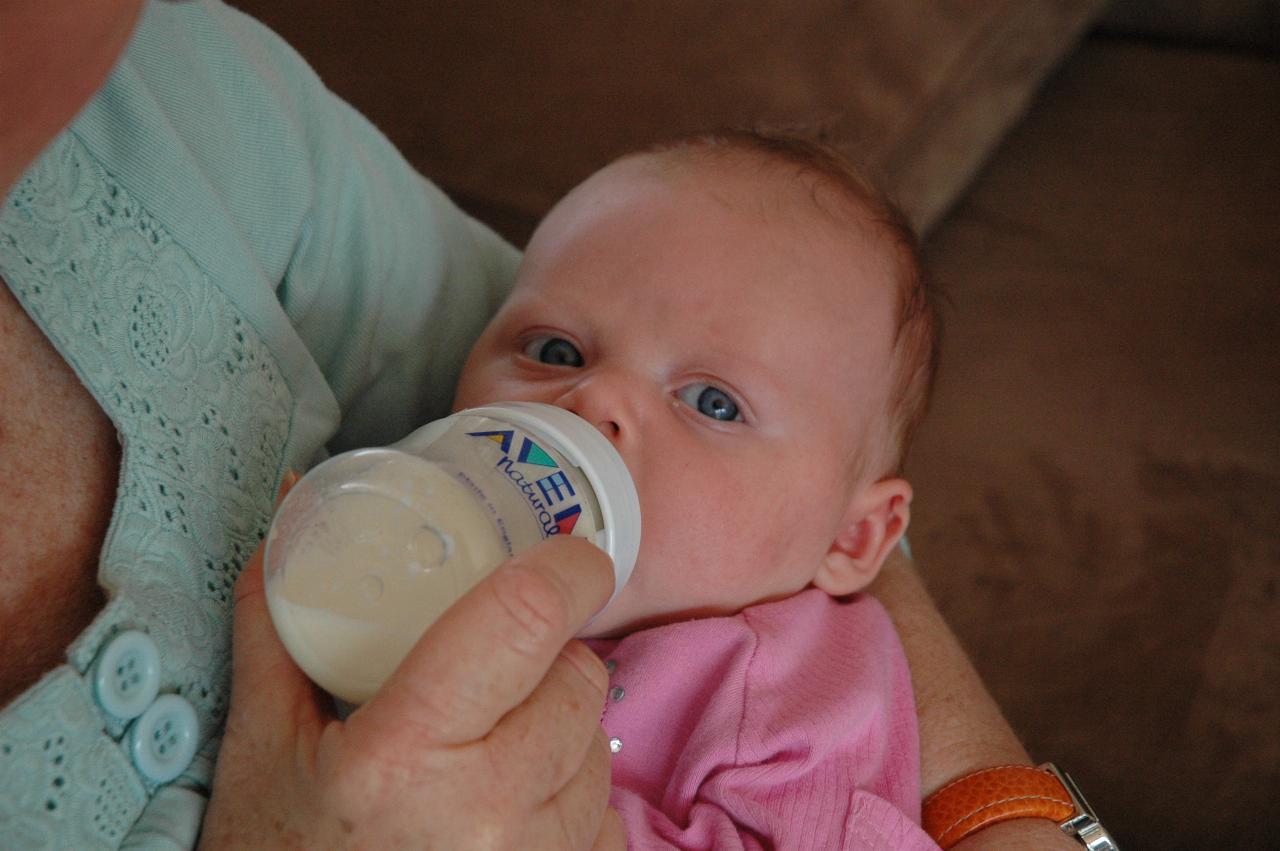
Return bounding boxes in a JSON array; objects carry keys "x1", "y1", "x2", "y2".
[
  {"x1": 678, "y1": 384, "x2": 742, "y2": 422},
  {"x1": 524, "y1": 336, "x2": 583, "y2": 367}
]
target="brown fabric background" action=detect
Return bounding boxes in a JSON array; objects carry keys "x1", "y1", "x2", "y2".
[
  {"x1": 239, "y1": 0, "x2": 1106, "y2": 237},
  {"x1": 910, "y1": 41, "x2": 1280, "y2": 848},
  {"x1": 230, "y1": 2, "x2": 1280, "y2": 846}
]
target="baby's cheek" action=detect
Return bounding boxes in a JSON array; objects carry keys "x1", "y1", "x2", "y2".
[
  {"x1": 751, "y1": 490, "x2": 837, "y2": 570},
  {"x1": 633, "y1": 442, "x2": 772, "y2": 587}
]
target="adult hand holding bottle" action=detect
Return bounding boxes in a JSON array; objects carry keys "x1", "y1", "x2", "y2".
[{"x1": 201, "y1": 476, "x2": 625, "y2": 849}]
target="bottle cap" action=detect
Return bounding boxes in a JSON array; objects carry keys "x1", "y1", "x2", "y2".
[{"x1": 397, "y1": 402, "x2": 641, "y2": 603}]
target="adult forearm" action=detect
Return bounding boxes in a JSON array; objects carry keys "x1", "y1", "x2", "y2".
[
  {"x1": 870, "y1": 550, "x2": 1078, "y2": 850},
  {"x1": 871, "y1": 549, "x2": 1028, "y2": 792}
]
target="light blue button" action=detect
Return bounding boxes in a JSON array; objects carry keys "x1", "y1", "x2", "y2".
[
  {"x1": 128, "y1": 694, "x2": 198, "y2": 784},
  {"x1": 92, "y1": 630, "x2": 162, "y2": 721}
]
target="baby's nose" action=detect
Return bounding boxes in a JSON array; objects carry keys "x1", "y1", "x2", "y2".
[
  {"x1": 560, "y1": 402, "x2": 621, "y2": 442},
  {"x1": 553, "y1": 380, "x2": 627, "y2": 445}
]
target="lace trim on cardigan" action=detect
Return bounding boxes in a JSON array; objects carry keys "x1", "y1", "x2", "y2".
[{"x1": 0, "y1": 133, "x2": 293, "y2": 847}]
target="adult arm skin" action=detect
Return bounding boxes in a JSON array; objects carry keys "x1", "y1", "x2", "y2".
[
  {"x1": 0, "y1": 0, "x2": 145, "y2": 198},
  {"x1": 871, "y1": 549, "x2": 1079, "y2": 850}
]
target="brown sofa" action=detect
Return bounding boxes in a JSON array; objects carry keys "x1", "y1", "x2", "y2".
[{"x1": 235, "y1": 2, "x2": 1280, "y2": 846}]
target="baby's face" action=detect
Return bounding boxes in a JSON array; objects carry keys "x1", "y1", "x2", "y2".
[{"x1": 455, "y1": 156, "x2": 900, "y2": 637}]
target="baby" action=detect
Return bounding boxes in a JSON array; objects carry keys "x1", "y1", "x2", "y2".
[{"x1": 452, "y1": 130, "x2": 941, "y2": 849}]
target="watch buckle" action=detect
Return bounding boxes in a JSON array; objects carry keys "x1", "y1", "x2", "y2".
[{"x1": 1042, "y1": 763, "x2": 1120, "y2": 851}]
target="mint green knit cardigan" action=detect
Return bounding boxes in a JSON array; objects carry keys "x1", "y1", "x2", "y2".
[{"x1": 0, "y1": 2, "x2": 518, "y2": 846}]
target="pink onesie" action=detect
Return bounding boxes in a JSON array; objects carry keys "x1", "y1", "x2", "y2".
[{"x1": 587, "y1": 588, "x2": 939, "y2": 850}]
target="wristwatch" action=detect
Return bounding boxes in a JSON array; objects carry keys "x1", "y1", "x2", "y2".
[{"x1": 921, "y1": 763, "x2": 1119, "y2": 849}]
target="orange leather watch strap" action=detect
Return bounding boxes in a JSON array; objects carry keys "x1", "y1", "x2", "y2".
[{"x1": 922, "y1": 764, "x2": 1076, "y2": 849}]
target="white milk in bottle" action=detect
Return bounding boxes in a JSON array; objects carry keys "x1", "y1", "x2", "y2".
[{"x1": 264, "y1": 403, "x2": 640, "y2": 704}]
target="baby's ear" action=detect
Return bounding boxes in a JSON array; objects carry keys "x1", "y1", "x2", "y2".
[{"x1": 815, "y1": 478, "x2": 912, "y2": 596}]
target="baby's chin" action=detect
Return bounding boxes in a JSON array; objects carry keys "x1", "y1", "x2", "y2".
[
  {"x1": 574, "y1": 604, "x2": 631, "y2": 641},
  {"x1": 574, "y1": 596, "x2": 773, "y2": 640}
]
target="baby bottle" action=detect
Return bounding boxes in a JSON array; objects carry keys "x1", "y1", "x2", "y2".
[{"x1": 263, "y1": 402, "x2": 641, "y2": 704}]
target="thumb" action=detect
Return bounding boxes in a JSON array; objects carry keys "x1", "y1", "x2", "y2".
[{"x1": 226, "y1": 471, "x2": 330, "y2": 737}]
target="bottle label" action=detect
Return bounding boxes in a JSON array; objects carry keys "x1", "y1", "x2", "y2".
[{"x1": 417, "y1": 415, "x2": 605, "y2": 558}]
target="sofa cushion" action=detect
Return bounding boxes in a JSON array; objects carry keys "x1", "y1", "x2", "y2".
[
  {"x1": 1102, "y1": 0, "x2": 1280, "y2": 53},
  {"x1": 909, "y1": 39, "x2": 1280, "y2": 850},
  {"x1": 239, "y1": 0, "x2": 1108, "y2": 238}
]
